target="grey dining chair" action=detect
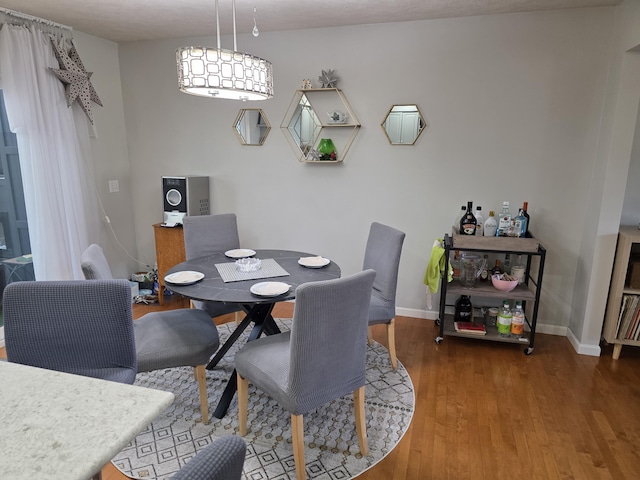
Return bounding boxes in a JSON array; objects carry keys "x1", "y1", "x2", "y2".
[
  {"x1": 81, "y1": 243, "x2": 115, "y2": 280},
  {"x1": 171, "y1": 436, "x2": 246, "y2": 480},
  {"x1": 81, "y1": 247, "x2": 222, "y2": 424},
  {"x1": 182, "y1": 213, "x2": 245, "y2": 321},
  {"x1": 235, "y1": 270, "x2": 376, "y2": 480},
  {"x1": 3, "y1": 279, "x2": 138, "y2": 384},
  {"x1": 363, "y1": 222, "x2": 406, "y2": 370}
]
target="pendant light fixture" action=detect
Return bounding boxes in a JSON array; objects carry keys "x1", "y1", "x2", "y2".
[{"x1": 177, "y1": 0, "x2": 273, "y2": 101}]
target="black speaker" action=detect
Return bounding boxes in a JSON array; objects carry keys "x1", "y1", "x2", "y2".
[{"x1": 162, "y1": 176, "x2": 209, "y2": 223}]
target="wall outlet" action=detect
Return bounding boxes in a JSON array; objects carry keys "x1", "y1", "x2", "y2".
[{"x1": 108, "y1": 180, "x2": 119, "y2": 193}]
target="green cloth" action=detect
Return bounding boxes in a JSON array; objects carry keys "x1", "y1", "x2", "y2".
[{"x1": 423, "y1": 238, "x2": 451, "y2": 294}]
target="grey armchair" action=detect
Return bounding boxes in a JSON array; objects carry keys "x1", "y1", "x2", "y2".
[
  {"x1": 182, "y1": 213, "x2": 245, "y2": 321},
  {"x1": 171, "y1": 436, "x2": 246, "y2": 480},
  {"x1": 235, "y1": 270, "x2": 376, "y2": 480},
  {"x1": 3, "y1": 279, "x2": 138, "y2": 384},
  {"x1": 363, "y1": 222, "x2": 406, "y2": 370}
]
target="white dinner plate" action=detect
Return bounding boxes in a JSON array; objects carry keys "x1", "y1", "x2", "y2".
[
  {"x1": 225, "y1": 248, "x2": 256, "y2": 259},
  {"x1": 250, "y1": 282, "x2": 291, "y2": 297},
  {"x1": 298, "y1": 256, "x2": 330, "y2": 268},
  {"x1": 164, "y1": 271, "x2": 204, "y2": 285}
]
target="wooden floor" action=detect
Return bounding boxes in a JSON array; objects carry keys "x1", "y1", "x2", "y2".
[{"x1": 3, "y1": 295, "x2": 640, "y2": 480}]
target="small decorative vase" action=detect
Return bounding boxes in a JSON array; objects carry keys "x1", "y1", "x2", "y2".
[{"x1": 317, "y1": 138, "x2": 337, "y2": 161}]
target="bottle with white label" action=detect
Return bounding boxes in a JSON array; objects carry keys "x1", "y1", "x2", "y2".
[
  {"x1": 475, "y1": 206, "x2": 484, "y2": 236},
  {"x1": 483, "y1": 210, "x2": 498, "y2": 237},
  {"x1": 459, "y1": 201, "x2": 477, "y2": 235},
  {"x1": 511, "y1": 301, "x2": 525, "y2": 338},
  {"x1": 496, "y1": 201, "x2": 512, "y2": 237},
  {"x1": 497, "y1": 300, "x2": 512, "y2": 336}
]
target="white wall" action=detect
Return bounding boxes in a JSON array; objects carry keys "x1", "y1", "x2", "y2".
[
  {"x1": 569, "y1": 0, "x2": 640, "y2": 355},
  {"x1": 112, "y1": 7, "x2": 616, "y2": 335},
  {"x1": 72, "y1": 31, "x2": 140, "y2": 278}
]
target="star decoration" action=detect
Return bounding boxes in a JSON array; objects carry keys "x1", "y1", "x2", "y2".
[
  {"x1": 318, "y1": 69, "x2": 340, "y2": 88},
  {"x1": 49, "y1": 39, "x2": 102, "y2": 124}
]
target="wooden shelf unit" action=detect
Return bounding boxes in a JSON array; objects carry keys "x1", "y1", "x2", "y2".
[
  {"x1": 152, "y1": 223, "x2": 185, "y2": 305},
  {"x1": 602, "y1": 226, "x2": 640, "y2": 359}
]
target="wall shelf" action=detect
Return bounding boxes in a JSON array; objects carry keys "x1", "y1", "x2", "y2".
[{"x1": 280, "y1": 88, "x2": 361, "y2": 163}]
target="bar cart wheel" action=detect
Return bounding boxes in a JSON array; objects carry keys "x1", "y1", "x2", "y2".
[
  {"x1": 435, "y1": 336, "x2": 443, "y2": 344},
  {"x1": 525, "y1": 347, "x2": 534, "y2": 355}
]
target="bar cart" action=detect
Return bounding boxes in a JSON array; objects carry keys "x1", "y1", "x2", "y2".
[{"x1": 435, "y1": 230, "x2": 546, "y2": 355}]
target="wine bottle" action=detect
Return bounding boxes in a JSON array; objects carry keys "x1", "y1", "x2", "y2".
[{"x1": 459, "y1": 201, "x2": 477, "y2": 236}]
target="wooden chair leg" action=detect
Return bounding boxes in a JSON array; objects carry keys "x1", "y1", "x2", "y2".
[
  {"x1": 354, "y1": 386, "x2": 368, "y2": 456},
  {"x1": 291, "y1": 414, "x2": 306, "y2": 480},
  {"x1": 367, "y1": 326, "x2": 374, "y2": 346},
  {"x1": 194, "y1": 365, "x2": 209, "y2": 424},
  {"x1": 237, "y1": 373, "x2": 249, "y2": 436},
  {"x1": 387, "y1": 318, "x2": 397, "y2": 370},
  {"x1": 234, "y1": 311, "x2": 241, "y2": 325}
]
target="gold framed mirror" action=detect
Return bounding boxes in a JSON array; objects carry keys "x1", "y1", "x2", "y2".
[
  {"x1": 381, "y1": 104, "x2": 426, "y2": 145},
  {"x1": 233, "y1": 108, "x2": 271, "y2": 145},
  {"x1": 286, "y1": 93, "x2": 322, "y2": 157}
]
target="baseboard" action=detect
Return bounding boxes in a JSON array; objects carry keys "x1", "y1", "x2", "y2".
[{"x1": 566, "y1": 327, "x2": 601, "y2": 357}]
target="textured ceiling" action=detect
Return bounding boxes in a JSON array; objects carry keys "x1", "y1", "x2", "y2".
[{"x1": 0, "y1": 0, "x2": 622, "y2": 43}]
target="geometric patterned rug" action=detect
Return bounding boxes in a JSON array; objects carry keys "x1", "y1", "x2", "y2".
[{"x1": 112, "y1": 318, "x2": 415, "y2": 480}]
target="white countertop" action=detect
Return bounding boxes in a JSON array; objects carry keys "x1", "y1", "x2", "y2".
[{"x1": 0, "y1": 361, "x2": 174, "y2": 480}]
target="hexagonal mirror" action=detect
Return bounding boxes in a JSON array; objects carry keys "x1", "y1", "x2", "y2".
[
  {"x1": 234, "y1": 108, "x2": 271, "y2": 145},
  {"x1": 381, "y1": 104, "x2": 427, "y2": 145},
  {"x1": 287, "y1": 93, "x2": 322, "y2": 158}
]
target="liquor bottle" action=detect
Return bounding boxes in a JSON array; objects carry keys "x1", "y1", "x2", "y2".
[
  {"x1": 479, "y1": 254, "x2": 489, "y2": 282},
  {"x1": 459, "y1": 201, "x2": 477, "y2": 236},
  {"x1": 491, "y1": 259, "x2": 502, "y2": 276},
  {"x1": 508, "y1": 207, "x2": 526, "y2": 237},
  {"x1": 455, "y1": 205, "x2": 466, "y2": 231},
  {"x1": 497, "y1": 300, "x2": 512, "y2": 336},
  {"x1": 454, "y1": 295, "x2": 473, "y2": 323},
  {"x1": 522, "y1": 201, "x2": 530, "y2": 236},
  {"x1": 475, "y1": 206, "x2": 484, "y2": 236},
  {"x1": 503, "y1": 254, "x2": 511, "y2": 274},
  {"x1": 496, "y1": 201, "x2": 512, "y2": 237},
  {"x1": 483, "y1": 210, "x2": 498, "y2": 237}
]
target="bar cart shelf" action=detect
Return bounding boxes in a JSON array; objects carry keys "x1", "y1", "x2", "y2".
[{"x1": 435, "y1": 229, "x2": 546, "y2": 355}]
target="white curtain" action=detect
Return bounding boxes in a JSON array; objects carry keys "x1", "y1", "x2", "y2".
[{"x1": 0, "y1": 24, "x2": 98, "y2": 280}]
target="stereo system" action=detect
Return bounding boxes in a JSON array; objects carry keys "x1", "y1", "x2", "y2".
[{"x1": 162, "y1": 176, "x2": 210, "y2": 224}]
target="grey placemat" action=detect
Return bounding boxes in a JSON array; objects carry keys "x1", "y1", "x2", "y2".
[{"x1": 215, "y1": 258, "x2": 290, "y2": 283}]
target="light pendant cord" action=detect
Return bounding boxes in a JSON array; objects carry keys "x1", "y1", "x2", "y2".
[
  {"x1": 216, "y1": 0, "x2": 221, "y2": 50},
  {"x1": 232, "y1": 0, "x2": 237, "y2": 51}
]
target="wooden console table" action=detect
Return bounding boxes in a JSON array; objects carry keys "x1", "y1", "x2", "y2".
[{"x1": 152, "y1": 223, "x2": 185, "y2": 305}]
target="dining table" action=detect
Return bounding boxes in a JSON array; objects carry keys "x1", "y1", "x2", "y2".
[
  {"x1": 0, "y1": 361, "x2": 174, "y2": 480},
  {"x1": 165, "y1": 248, "x2": 341, "y2": 418}
]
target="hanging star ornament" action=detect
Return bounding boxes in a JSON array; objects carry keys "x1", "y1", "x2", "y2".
[{"x1": 49, "y1": 38, "x2": 102, "y2": 124}]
